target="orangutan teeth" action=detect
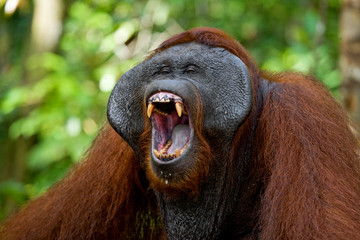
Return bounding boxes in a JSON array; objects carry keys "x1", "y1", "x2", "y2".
[
  {"x1": 180, "y1": 142, "x2": 189, "y2": 154},
  {"x1": 175, "y1": 102, "x2": 183, "y2": 117},
  {"x1": 175, "y1": 148, "x2": 180, "y2": 157},
  {"x1": 149, "y1": 92, "x2": 180, "y2": 103},
  {"x1": 149, "y1": 92, "x2": 191, "y2": 160},
  {"x1": 147, "y1": 104, "x2": 168, "y2": 118},
  {"x1": 154, "y1": 149, "x2": 161, "y2": 158},
  {"x1": 154, "y1": 140, "x2": 189, "y2": 160},
  {"x1": 147, "y1": 91, "x2": 189, "y2": 118},
  {"x1": 160, "y1": 139, "x2": 172, "y2": 154},
  {"x1": 153, "y1": 149, "x2": 176, "y2": 160},
  {"x1": 160, "y1": 98, "x2": 170, "y2": 102},
  {"x1": 147, "y1": 103, "x2": 155, "y2": 118}
]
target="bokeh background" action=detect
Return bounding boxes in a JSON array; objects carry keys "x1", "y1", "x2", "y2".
[{"x1": 1, "y1": 0, "x2": 359, "y2": 220}]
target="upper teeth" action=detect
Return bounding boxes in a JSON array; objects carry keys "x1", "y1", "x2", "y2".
[
  {"x1": 147, "y1": 92, "x2": 186, "y2": 118},
  {"x1": 175, "y1": 102, "x2": 183, "y2": 117},
  {"x1": 147, "y1": 103, "x2": 155, "y2": 118}
]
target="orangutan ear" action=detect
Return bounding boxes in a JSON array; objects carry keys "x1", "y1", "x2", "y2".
[{"x1": 107, "y1": 64, "x2": 146, "y2": 154}]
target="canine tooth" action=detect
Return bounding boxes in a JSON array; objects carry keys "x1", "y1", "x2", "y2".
[
  {"x1": 175, "y1": 102, "x2": 183, "y2": 117},
  {"x1": 175, "y1": 149, "x2": 180, "y2": 157},
  {"x1": 155, "y1": 97, "x2": 160, "y2": 102},
  {"x1": 154, "y1": 149, "x2": 161, "y2": 158},
  {"x1": 147, "y1": 103, "x2": 155, "y2": 118}
]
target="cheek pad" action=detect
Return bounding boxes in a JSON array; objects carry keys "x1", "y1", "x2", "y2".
[
  {"x1": 196, "y1": 53, "x2": 252, "y2": 141},
  {"x1": 107, "y1": 64, "x2": 147, "y2": 154}
]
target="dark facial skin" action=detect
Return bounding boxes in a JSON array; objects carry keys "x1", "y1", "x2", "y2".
[{"x1": 108, "y1": 43, "x2": 253, "y2": 239}]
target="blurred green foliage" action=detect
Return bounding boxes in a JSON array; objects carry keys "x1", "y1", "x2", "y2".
[{"x1": 0, "y1": 0, "x2": 341, "y2": 220}]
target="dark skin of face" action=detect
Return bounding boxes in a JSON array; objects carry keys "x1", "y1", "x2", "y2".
[{"x1": 108, "y1": 43, "x2": 258, "y2": 239}]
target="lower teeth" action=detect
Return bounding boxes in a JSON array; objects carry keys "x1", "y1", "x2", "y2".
[
  {"x1": 160, "y1": 139, "x2": 172, "y2": 154},
  {"x1": 154, "y1": 139, "x2": 187, "y2": 160}
]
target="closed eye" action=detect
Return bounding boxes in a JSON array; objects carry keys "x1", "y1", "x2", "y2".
[{"x1": 185, "y1": 65, "x2": 197, "y2": 73}]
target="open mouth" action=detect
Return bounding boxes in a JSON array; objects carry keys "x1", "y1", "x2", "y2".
[{"x1": 147, "y1": 91, "x2": 192, "y2": 161}]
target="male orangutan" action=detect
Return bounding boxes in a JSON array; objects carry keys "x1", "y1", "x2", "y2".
[{"x1": 1, "y1": 27, "x2": 360, "y2": 240}]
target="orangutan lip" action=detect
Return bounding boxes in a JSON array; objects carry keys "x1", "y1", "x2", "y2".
[{"x1": 147, "y1": 91, "x2": 191, "y2": 162}]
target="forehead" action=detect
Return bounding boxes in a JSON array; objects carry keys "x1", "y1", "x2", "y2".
[{"x1": 147, "y1": 42, "x2": 238, "y2": 67}]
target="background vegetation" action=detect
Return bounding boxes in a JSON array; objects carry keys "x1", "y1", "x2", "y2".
[{"x1": 0, "y1": 0, "x2": 343, "y2": 220}]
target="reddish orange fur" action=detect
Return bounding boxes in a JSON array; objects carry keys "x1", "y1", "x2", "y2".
[
  {"x1": 254, "y1": 72, "x2": 360, "y2": 239},
  {"x1": 1, "y1": 28, "x2": 360, "y2": 239},
  {"x1": 1, "y1": 125, "x2": 163, "y2": 239}
]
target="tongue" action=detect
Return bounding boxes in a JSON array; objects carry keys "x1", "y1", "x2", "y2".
[{"x1": 168, "y1": 124, "x2": 190, "y2": 154}]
